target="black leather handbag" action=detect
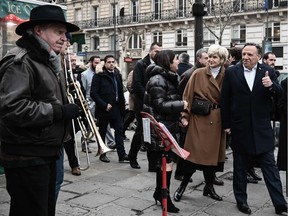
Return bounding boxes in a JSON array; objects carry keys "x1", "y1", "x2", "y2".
[{"x1": 191, "y1": 98, "x2": 212, "y2": 115}]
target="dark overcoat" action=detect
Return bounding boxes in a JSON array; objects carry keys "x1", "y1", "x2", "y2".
[
  {"x1": 221, "y1": 63, "x2": 282, "y2": 155},
  {"x1": 277, "y1": 78, "x2": 287, "y2": 171},
  {"x1": 90, "y1": 67, "x2": 125, "y2": 120}
]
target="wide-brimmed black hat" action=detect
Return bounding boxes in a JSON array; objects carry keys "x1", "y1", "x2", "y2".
[{"x1": 15, "y1": 5, "x2": 79, "y2": 36}]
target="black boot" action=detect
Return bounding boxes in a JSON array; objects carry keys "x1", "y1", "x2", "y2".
[
  {"x1": 173, "y1": 173, "x2": 192, "y2": 202},
  {"x1": 203, "y1": 184, "x2": 223, "y2": 201},
  {"x1": 174, "y1": 185, "x2": 186, "y2": 202},
  {"x1": 147, "y1": 151, "x2": 158, "y2": 172},
  {"x1": 153, "y1": 170, "x2": 162, "y2": 205},
  {"x1": 166, "y1": 171, "x2": 180, "y2": 213}
]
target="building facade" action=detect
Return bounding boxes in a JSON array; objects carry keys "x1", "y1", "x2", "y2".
[
  {"x1": 65, "y1": 0, "x2": 288, "y2": 77},
  {"x1": 1, "y1": 0, "x2": 287, "y2": 77}
]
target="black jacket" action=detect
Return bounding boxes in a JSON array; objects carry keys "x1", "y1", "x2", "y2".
[
  {"x1": 0, "y1": 34, "x2": 68, "y2": 157},
  {"x1": 143, "y1": 65, "x2": 184, "y2": 133},
  {"x1": 90, "y1": 67, "x2": 125, "y2": 119},
  {"x1": 132, "y1": 54, "x2": 151, "y2": 113}
]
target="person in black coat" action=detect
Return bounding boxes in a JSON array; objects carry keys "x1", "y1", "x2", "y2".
[
  {"x1": 128, "y1": 42, "x2": 162, "y2": 170},
  {"x1": 177, "y1": 52, "x2": 192, "y2": 76},
  {"x1": 277, "y1": 78, "x2": 287, "y2": 171},
  {"x1": 143, "y1": 50, "x2": 188, "y2": 213},
  {"x1": 90, "y1": 55, "x2": 128, "y2": 163},
  {"x1": 221, "y1": 43, "x2": 287, "y2": 215}
]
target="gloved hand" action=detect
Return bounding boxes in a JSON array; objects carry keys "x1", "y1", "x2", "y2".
[{"x1": 63, "y1": 104, "x2": 80, "y2": 119}]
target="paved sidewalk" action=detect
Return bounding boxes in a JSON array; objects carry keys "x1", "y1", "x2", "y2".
[{"x1": 0, "y1": 129, "x2": 286, "y2": 216}]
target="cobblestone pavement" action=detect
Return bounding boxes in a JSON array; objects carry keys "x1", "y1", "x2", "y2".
[{"x1": 0, "y1": 130, "x2": 287, "y2": 216}]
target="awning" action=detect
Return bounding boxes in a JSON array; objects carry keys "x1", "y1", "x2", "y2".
[
  {"x1": 0, "y1": 0, "x2": 39, "y2": 20},
  {"x1": 0, "y1": 0, "x2": 67, "y2": 21},
  {"x1": 71, "y1": 33, "x2": 85, "y2": 45}
]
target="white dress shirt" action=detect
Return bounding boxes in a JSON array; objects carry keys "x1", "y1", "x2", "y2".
[{"x1": 243, "y1": 65, "x2": 257, "y2": 91}]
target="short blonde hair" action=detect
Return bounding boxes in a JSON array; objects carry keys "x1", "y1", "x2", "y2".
[{"x1": 208, "y1": 44, "x2": 229, "y2": 64}]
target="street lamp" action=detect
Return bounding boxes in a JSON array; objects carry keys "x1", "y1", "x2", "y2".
[
  {"x1": 193, "y1": 0, "x2": 204, "y2": 62},
  {"x1": 262, "y1": 0, "x2": 272, "y2": 54},
  {"x1": 113, "y1": 0, "x2": 117, "y2": 59}
]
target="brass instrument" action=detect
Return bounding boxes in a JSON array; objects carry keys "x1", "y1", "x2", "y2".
[{"x1": 64, "y1": 52, "x2": 113, "y2": 170}]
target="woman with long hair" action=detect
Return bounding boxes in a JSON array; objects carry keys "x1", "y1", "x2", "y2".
[{"x1": 143, "y1": 50, "x2": 188, "y2": 213}]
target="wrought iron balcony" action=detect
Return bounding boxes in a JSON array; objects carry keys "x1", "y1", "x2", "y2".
[
  {"x1": 73, "y1": 1, "x2": 287, "y2": 29},
  {"x1": 73, "y1": 8, "x2": 193, "y2": 29}
]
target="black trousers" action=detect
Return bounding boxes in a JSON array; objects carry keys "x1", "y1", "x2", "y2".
[
  {"x1": 233, "y1": 150, "x2": 286, "y2": 207},
  {"x1": 5, "y1": 162, "x2": 57, "y2": 216},
  {"x1": 123, "y1": 110, "x2": 135, "y2": 132},
  {"x1": 128, "y1": 112, "x2": 143, "y2": 160},
  {"x1": 98, "y1": 111, "x2": 126, "y2": 158},
  {"x1": 64, "y1": 137, "x2": 79, "y2": 169}
]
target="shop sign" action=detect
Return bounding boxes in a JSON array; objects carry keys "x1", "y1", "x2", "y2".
[{"x1": 0, "y1": 0, "x2": 39, "y2": 20}]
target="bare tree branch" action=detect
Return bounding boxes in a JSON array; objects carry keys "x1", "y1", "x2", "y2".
[{"x1": 198, "y1": 0, "x2": 240, "y2": 45}]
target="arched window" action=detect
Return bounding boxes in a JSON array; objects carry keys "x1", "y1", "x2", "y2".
[{"x1": 128, "y1": 34, "x2": 142, "y2": 49}]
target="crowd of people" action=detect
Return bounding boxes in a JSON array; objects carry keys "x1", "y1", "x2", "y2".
[{"x1": 0, "y1": 4, "x2": 287, "y2": 216}]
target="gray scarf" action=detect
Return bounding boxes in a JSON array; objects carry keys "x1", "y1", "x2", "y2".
[{"x1": 28, "y1": 30, "x2": 62, "y2": 77}]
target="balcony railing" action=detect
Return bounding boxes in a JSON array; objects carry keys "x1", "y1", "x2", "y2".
[{"x1": 73, "y1": 1, "x2": 287, "y2": 29}]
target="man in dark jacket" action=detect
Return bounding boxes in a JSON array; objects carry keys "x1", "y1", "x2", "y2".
[
  {"x1": 0, "y1": 5, "x2": 80, "y2": 216},
  {"x1": 179, "y1": 48, "x2": 208, "y2": 95},
  {"x1": 128, "y1": 42, "x2": 162, "y2": 170},
  {"x1": 90, "y1": 55, "x2": 128, "y2": 163},
  {"x1": 177, "y1": 52, "x2": 193, "y2": 76},
  {"x1": 262, "y1": 52, "x2": 280, "y2": 77},
  {"x1": 221, "y1": 42, "x2": 287, "y2": 215}
]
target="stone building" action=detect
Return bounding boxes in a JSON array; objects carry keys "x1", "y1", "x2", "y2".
[
  {"x1": 1, "y1": 0, "x2": 287, "y2": 77},
  {"x1": 65, "y1": 0, "x2": 287, "y2": 77}
]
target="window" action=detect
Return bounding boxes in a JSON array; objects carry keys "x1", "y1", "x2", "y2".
[
  {"x1": 93, "y1": 7, "x2": 98, "y2": 26},
  {"x1": 231, "y1": 25, "x2": 246, "y2": 44},
  {"x1": 153, "y1": 0, "x2": 162, "y2": 20},
  {"x1": 203, "y1": 28, "x2": 215, "y2": 45},
  {"x1": 177, "y1": 0, "x2": 187, "y2": 17},
  {"x1": 152, "y1": 31, "x2": 162, "y2": 45},
  {"x1": 176, "y1": 29, "x2": 187, "y2": 46},
  {"x1": 131, "y1": 0, "x2": 139, "y2": 22},
  {"x1": 272, "y1": 47, "x2": 283, "y2": 58},
  {"x1": 233, "y1": 0, "x2": 246, "y2": 12},
  {"x1": 204, "y1": 0, "x2": 214, "y2": 14},
  {"x1": 92, "y1": 36, "x2": 100, "y2": 50},
  {"x1": 75, "y1": 8, "x2": 82, "y2": 21},
  {"x1": 266, "y1": 22, "x2": 280, "y2": 42},
  {"x1": 128, "y1": 34, "x2": 142, "y2": 49}
]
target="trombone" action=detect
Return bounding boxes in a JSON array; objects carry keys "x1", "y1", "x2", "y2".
[{"x1": 64, "y1": 52, "x2": 113, "y2": 170}]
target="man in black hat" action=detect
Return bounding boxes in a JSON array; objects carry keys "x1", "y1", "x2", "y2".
[{"x1": 0, "y1": 5, "x2": 80, "y2": 216}]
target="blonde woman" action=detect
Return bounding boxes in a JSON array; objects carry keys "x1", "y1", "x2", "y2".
[{"x1": 174, "y1": 44, "x2": 228, "y2": 202}]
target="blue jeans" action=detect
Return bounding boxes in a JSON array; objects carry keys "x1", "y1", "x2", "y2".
[{"x1": 55, "y1": 147, "x2": 64, "y2": 200}]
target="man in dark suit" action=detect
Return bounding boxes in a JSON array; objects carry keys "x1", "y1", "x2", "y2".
[
  {"x1": 221, "y1": 42, "x2": 287, "y2": 215},
  {"x1": 128, "y1": 42, "x2": 162, "y2": 170},
  {"x1": 90, "y1": 55, "x2": 129, "y2": 163}
]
